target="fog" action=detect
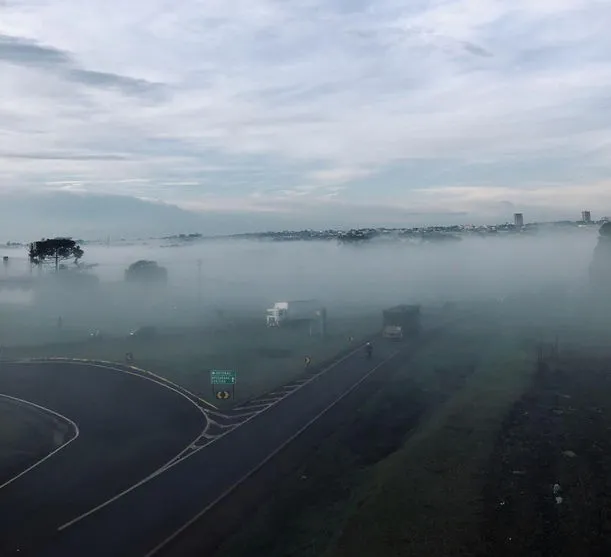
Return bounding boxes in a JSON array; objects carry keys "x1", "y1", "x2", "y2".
[{"x1": 0, "y1": 227, "x2": 606, "y2": 342}]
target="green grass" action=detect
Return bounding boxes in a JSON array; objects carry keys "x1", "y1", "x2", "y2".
[
  {"x1": 1, "y1": 314, "x2": 380, "y2": 403},
  {"x1": 328, "y1": 330, "x2": 534, "y2": 557},
  {"x1": 213, "y1": 318, "x2": 523, "y2": 557}
]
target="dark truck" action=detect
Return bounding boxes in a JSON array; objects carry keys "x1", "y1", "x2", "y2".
[{"x1": 382, "y1": 305, "x2": 421, "y2": 340}]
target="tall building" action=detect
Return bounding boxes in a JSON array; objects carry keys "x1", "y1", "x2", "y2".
[
  {"x1": 582, "y1": 210, "x2": 592, "y2": 223},
  {"x1": 514, "y1": 213, "x2": 524, "y2": 228}
]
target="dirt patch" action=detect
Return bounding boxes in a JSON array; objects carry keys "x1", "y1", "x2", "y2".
[{"x1": 481, "y1": 354, "x2": 611, "y2": 557}]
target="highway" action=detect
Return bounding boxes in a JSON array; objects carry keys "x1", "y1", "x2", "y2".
[
  {"x1": 0, "y1": 312, "x2": 454, "y2": 557},
  {"x1": 29, "y1": 337, "x2": 414, "y2": 557},
  {"x1": 0, "y1": 361, "x2": 206, "y2": 556}
]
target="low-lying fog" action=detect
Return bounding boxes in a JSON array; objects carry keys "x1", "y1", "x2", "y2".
[{"x1": 0, "y1": 227, "x2": 608, "y2": 337}]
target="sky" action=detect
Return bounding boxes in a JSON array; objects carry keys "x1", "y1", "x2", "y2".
[{"x1": 1, "y1": 0, "x2": 611, "y2": 227}]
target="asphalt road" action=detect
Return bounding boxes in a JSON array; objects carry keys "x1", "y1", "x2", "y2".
[
  {"x1": 33, "y1": 338, "x2": 411, "y2": 557},
  {"x1": 0, "y1": 362, "x2": 206, "y2": 555}
]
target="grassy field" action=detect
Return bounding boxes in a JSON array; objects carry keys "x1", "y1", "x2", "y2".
[
  {"x1": 1, "y1": 312, "x2": 381, "y2": 403},
  {"x1": 329, "y1": 330, "x2": 533, "y2": 557},
  {"x1": 482, "y1": 345, "x2": 611, "y2": 556},
  {"x1": 0, "y1": 398, "x2": 69, "y2": 485},
  {"x1": 212, "y1": 316, "x2": 535, "y2": 557}
]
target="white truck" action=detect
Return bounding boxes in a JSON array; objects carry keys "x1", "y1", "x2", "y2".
[{"x1": 266, "y1": 300, "x2": 319, "y2": 327}]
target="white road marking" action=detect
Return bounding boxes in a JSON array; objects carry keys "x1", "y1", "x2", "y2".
[
  {"x1": 58, "y1": 342, "x2": 368, "y2": 531},
  {"x1": 125, "y1": 363, "x2": 220, "y2": 411},
  {"x1": 6, "y1": 359, "x2": 210, "y2": 530},
  {"x1": 144, "y1": 349, "x2": 401, "y2": 557},
  {"x1": 233, "y1": 403, "x2": 273, "y2": 412},
  {"x1": 249, "y1": 397, "x2": 282, "y2": 404},
  {"x1": 0, "y1": 393, "x2": 79, "y2": 491},
  {"x1": 205, "y1": 422, "x2": 233, "y2": 431},
  {"x1": 29, "y1": 357, "x2": 218, "y2": 411}
]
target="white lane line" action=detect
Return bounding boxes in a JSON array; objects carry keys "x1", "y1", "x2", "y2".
[
  {"x1": 204, "y1": 418, "x2": 237, "y2": 430},
  {"x1": 233, "y1": 402, "x2": 273, "y2": 411},
  {"x1": 144, "y1": 349, "x2": 401, "y2": 557},
  {"x1": 72, "y1": 362, "x2": 211, "y2": 462},
  {"x1": 233, "y1": 403, "x2": 272, "y2": 412},
  {"x1": 8, "y1": 359, "x2": 210, "y2": 529},
  {"x1": 20, "y1": 360, "x2": 209, "y2": 431},
  {"x1": 224, "y1": 411, "x2": 259, "y2": 419},
  {"x1": 28, "y1": 357, "x2": 219, "y2": 411},
  {"x1": 58, "y1": 342, "x2": 368, "y2": 531},
  {"x1": 205, "y1": 410, "x2": 233, "y2": 420},
  {"x1": 54, "y1": 360, "x2": 211, "y2": 530},
  {"x1": 213, "y1": 423, "x2": 237, "y2": 430},
  {"x1": 0, "y1": 393, "x2": 79, "y2": 491},
  {"x1": 125, "y1": 363, "x2": 220, "y2": 411},
  {"x1": 279, "y1": 385, "x2": 300, "y2": 391}
]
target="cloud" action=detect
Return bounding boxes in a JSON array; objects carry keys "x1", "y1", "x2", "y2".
[
  {"x1": 0, "y1": 33, "x2": 162, "y2": 96},
  {"x1": 67, "y1": 69, "x2": 162, "y2": 96},
  {"x1": 1, "y1": 151, "x2": 128, "y2": 161},
  {"x1": 1, "y1": 0, "x2": 611, "y2": 226},
  {"x1": 0, "y1": 33, "x2": 70, "y2": 65}
]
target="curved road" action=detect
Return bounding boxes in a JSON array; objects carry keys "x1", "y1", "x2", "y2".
[
  {"x1": 32, "y1": 339, "x2": 413, "y2": 557},
  {"x1": 0, "y1": 361, "x2": 207, "y2": 555}
]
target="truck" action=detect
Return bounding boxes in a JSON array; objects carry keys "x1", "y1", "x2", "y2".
[
  {"x1": 266, "y1": 300, "x2": 319, "y2": 327},
  {"x1": 382, "y1": 305, "x2": 421, "y2": 340}
]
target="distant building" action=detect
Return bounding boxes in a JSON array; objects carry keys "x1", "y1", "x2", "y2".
[
  {"x1": 514, "y1": 213, "x2": 524, "y2": 228},
  {"x1": 582, "y1": 210, "x2": 592, "y2": 223}
]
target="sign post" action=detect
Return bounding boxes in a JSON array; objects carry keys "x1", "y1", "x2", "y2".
[{"x1": 210, "y1": 369, "x2": 236, "y2": 401}]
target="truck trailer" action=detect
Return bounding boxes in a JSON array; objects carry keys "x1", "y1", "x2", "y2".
[
  {"x1": 266, "y1": 300, "x2": 319, "y2": 327},
  {"x1": 382, "y1": 305, "x2": 421, "y2": 340}
]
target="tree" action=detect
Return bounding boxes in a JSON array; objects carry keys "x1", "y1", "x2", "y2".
[
  {"x1": 125, "y1": 260, "x2": 168, "y2": 285},
  {"x1": 28, "y1": 237, "x2": 84, "y2": 272}
]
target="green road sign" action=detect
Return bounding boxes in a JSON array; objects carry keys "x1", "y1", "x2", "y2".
[{"x1": 210, "y1": 370, "x2": 236, "y2": 385}]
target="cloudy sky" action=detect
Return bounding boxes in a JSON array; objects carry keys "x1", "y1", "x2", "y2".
[{"x1": 1, "y1": 0, "x2": 610, "y2": 227}]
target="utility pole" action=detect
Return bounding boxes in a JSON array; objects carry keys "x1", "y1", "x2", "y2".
[{"x1": 197, "y1": 259, "x2": 203, "y2": 307}]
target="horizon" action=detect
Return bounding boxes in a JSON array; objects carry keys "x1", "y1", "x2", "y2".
[{"x1": 0, "y1": 206, "x2": 605, "y2": 246}]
